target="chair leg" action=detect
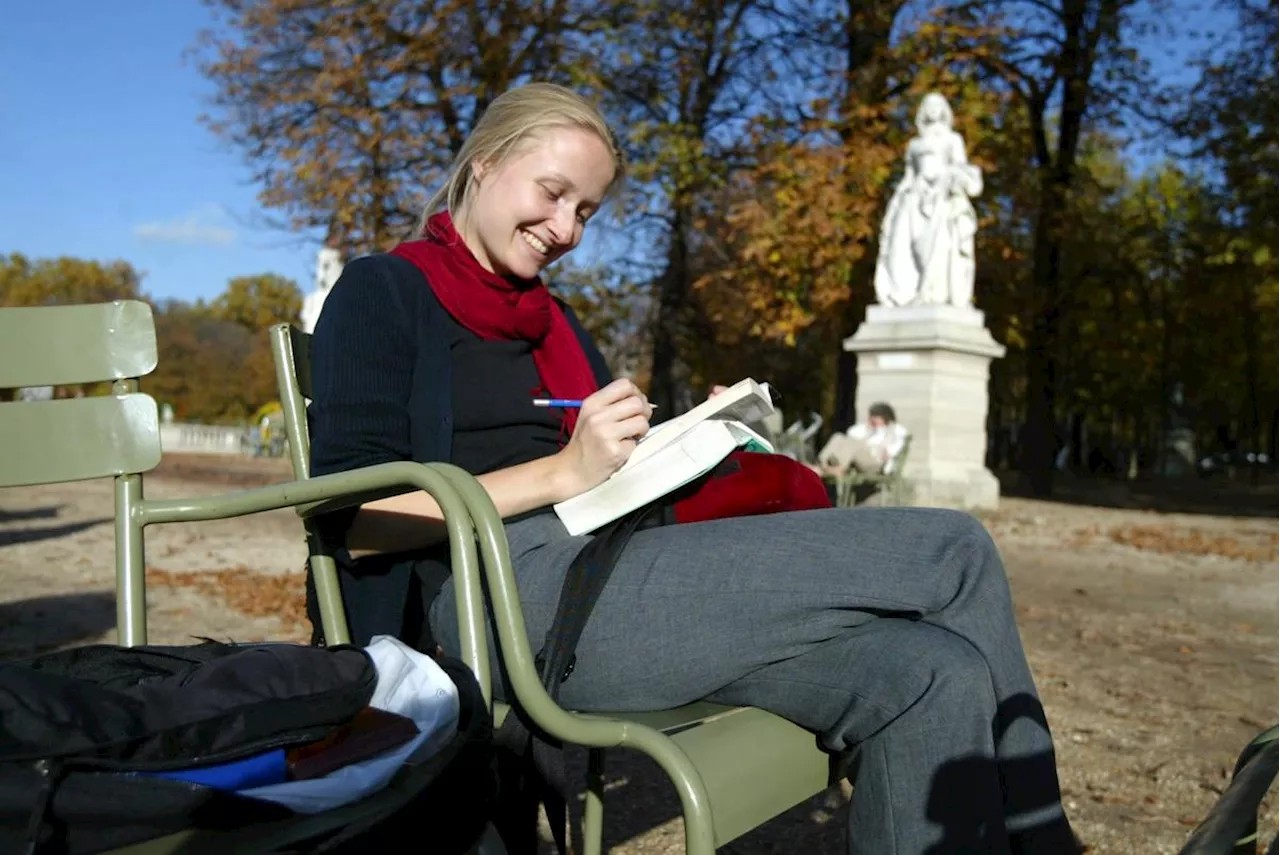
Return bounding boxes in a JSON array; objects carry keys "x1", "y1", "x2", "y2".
[
  {"x1": 114, "y1": 473, "x2": 147, "y2": 646},
  {"x1": 582, "y1": 748, "x2": 606, "y2": 855}
]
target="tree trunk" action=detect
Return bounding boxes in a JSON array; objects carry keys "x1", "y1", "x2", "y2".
[
  {"x1": 831, "y1": 0, "x2": 905, "y2": 431},
  {"x1": 1239, "y1": 267, "x2": 1261, "y2": 484},
  {"x1": 1022, "y1": 188, "x2": 1065, "y2": 495},
  {"x1": 649, "y1": 208, "x2": 690, "y2": 413}
]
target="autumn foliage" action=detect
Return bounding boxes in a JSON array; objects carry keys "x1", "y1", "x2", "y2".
[{"x1": 5, "y1": 0, "x2": 1276, "y2": 482}]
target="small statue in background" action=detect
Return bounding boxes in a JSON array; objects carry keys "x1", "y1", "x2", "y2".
[{"x1": 301, "y1": 245, "x2": 344, "y2": 334}]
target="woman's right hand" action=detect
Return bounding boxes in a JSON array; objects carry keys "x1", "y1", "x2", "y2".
[{"x1": 553, "y1": 378, "x2": 653, "y2": 500}]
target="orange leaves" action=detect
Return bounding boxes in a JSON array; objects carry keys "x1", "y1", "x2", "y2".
[
  {"x1": 691, "y1": 124, "x2": 896, "y2": 345},
  {"x1": 197, "y1": 0, "x2": 593, "y2": 256},
  {"x1": 147, "y1": 567, "x2": 311, "y2": 639},
  {"x1": 0, "y1": 253, "x2": 143, "y2": 309},
  {"x1": 1108, "y1": 525, "x2": 1279, "y2": 564},
  {"x1": 212, "y1": 273, "x2": 303, "y2": 332}
]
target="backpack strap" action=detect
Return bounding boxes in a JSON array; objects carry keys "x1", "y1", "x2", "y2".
[{"x1": 493, "y1": 504, "x2": 658, "y2": 855}]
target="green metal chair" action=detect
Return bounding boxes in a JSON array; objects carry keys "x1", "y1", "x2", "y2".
[
  {"x1": 0, "y1": 300, "x2": 502, "y2": 854},
  {"x1": 270, "y1": 323, "x2": 845, "y2": 855},
  {"x1": 833, "y1": 435, "x2": 912, "y2": 508}
]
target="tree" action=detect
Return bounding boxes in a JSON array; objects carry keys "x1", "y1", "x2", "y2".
[
  {"x1": 212, "y1": 273, "x2": 302, "y2": 330},
  {"x1": 586, "y1": 0, "x2": 782, "y2": 411},
  {"x1": 1176, "y1": 0, "x2": 1279, "y2": 464},
  {"x1": 147, "y1": 301, "x2": 268, "y2": 424},
  {"x1": 197, "y1": 0, "x2": 603, "y2": 256},
  {"x1": 949, "y1": 0, "x2": 1159, "y2": 494},
  {"x1": 0, "y1": 253, "x2": 143, "y2": 307}
]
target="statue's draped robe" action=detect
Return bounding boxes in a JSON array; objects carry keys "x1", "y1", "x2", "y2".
[{"x1": 874, "y1": 130, "x2": 981, "y2": 307}]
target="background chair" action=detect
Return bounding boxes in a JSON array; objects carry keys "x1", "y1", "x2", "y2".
[
  {"x1": 833, "y1": 434, "x2": 912, "y2": 508},
  {"x1": 270, "y1": 322, "x2": 847, "y2": 855}
]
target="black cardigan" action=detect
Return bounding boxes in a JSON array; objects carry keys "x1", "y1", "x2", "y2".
[{"x1": 307, "y1": 253, "x2": 612, "y2": 646}]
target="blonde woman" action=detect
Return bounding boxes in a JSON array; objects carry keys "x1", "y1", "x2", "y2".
[{"x1": 307, "y1": 83, "x2": 1079, "y2": 855}]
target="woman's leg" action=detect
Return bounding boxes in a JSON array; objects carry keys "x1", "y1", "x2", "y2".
[
  {"x1": 431, "y1": 506, "x2": 1074, "y2": 853},
  {"x1": 711, "y1": 618, "x2": 1010, "y2": 854}
]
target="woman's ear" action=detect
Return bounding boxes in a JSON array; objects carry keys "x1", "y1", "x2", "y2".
[{"x1": 470, "y1": 158, "x2": 488, "y2": 184}]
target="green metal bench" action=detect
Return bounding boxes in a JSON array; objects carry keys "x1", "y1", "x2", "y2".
[
  {"x1": 269, "y1": 323, "x2": 844, "y2": 854},
  {"x1": 0, "y1": 300, "x2": 507, "y2": 854}
]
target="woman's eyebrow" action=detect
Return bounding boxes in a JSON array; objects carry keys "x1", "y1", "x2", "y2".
[{"x1": 541, "y1": 171, "x2": 576, "y2": 189}]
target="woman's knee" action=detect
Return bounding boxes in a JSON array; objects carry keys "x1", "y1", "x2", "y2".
[
  {"x1": 923, "y1": 631, "x2": 998, "y2": 712},
  {"x1": 872, "y1": 622, "x2": 997, "y2": 709},
  {"x1": 928, "y1": 509, "x2": 1012, "y2": 596},
  {"x1": 924, "y1": 508, "x2": 998, "y2": 556}
]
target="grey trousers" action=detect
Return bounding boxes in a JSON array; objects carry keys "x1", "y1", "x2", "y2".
[{"x1": 429, "y1": 506, "x2": 1076, "y2": 855}]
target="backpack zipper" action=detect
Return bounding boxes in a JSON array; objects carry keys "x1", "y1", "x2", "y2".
[{"x1": 23, "y1": 758, "x2": 63, "y2": 855}]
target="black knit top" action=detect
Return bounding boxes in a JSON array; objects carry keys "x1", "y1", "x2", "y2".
[{"x1": 306, "y1": 253, "x2": 611, "y2": 646}]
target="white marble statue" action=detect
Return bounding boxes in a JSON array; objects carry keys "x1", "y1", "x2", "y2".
[
  {"x1": 873, "y1": 93, "x2": 983, "y2": 308},
  {"x1": 301, "y1": 246, "x2": 344, "y2": 334}
]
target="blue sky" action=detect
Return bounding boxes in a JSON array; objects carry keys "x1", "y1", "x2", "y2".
[
  {"x1": 0, "y1": 2, "x2": 320, "y2": 303},
  {"x1": 1, "y1": 1, "x2": 1219, "y2": 304}
]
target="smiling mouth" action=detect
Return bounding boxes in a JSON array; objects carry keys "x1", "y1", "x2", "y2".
[{"x1": 521, "y1": 229, "x2": 549, "y2": 255}]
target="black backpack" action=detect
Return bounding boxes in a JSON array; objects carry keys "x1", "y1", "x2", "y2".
[{"x1": 0, "y1": 640, "x2": 495, "y2": 855}]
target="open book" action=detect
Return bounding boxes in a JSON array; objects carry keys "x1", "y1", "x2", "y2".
[{"x1": 552, "y1": 379, "x2": 776, "y2": 536}]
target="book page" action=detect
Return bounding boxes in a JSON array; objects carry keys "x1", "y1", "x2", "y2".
[
  {"x1": 619, "y1": 378, "x2": 774, "y2": 473},
  {"x1": 554, "y1": 419, "x2": 740, "y2": 534}
]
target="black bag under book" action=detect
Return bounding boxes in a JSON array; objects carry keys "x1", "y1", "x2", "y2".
[{"x1": 0, "y1": 640, "x2": 496, "y2": 855}]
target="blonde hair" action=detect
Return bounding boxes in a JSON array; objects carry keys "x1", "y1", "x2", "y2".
[{"x1": 417, "y1": 83, "x2": 626, "y2": 236}]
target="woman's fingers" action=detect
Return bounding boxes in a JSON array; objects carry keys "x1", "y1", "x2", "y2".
[
  {"x1": 611, "y1": 413, "x2": 650, "y2": 443},
  {"x1": 588, "y1": 378, "x2": 645, "y2": 407}
]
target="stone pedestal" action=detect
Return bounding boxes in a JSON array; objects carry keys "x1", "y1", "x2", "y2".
[{"x1": 843, "y1": 304, "x2": 1006, "y2": 510}]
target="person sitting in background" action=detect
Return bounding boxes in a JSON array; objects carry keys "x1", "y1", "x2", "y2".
[{"x1": 816, "y1": 402, "x2": 910, "y2": 477}]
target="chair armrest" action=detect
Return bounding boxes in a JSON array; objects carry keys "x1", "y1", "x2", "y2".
[
  {"x1": 138, "y1": 461, "x2": 471, "y2": 527},
  {"x1": 384, "y1": 465, "x2": 718, "y2": 851},
  {"x1": 135, "y1": 461, "x2": 493, "y2": 700},
  {"x1": 427, "y1": 466, "x2": 655, "y2": 748}
]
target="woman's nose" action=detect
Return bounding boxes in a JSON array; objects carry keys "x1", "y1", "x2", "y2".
[{"x1": 548, "y1": 207, "x2": 576, "y2": 245}]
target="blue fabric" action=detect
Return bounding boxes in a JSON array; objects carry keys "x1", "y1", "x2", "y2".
[{"x1": 140, "y1": 749, "x2": 288, "y2": 790}]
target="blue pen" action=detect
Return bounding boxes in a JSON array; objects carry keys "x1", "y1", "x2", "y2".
[
  {"x1": 531, "y1": 398, "x2": 584, "y2": 408},
  {"x1": 531, "y1": 398, "x2": 658, "y2": 409}
]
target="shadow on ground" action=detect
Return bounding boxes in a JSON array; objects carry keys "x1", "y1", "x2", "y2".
[
  {"x1": 998, "y1": 473, "x2": 1277, "y2": 519},
  {"x1": 0, "y1": 591, "x2": 116, "y2": 661},
  {"x1": 0, "y1": 505, "x2": 64, "y2": 523},
  {"x1": 0, "y1": 518, "x2": 112, "y2": 548}
]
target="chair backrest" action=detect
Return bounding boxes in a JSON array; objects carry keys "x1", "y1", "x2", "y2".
[
  {"x1": 268, "y1": 323, "x2": 355, "y2": 646},
  {"x1": 0, "y1": 301, "x2": 162, "y2": 487},
  {"x1": 893, "y1": 433, "x2": 912, "y2": 473},
  {"x1": 269, "y1": 324, "x2": 314, "y2": 482}
]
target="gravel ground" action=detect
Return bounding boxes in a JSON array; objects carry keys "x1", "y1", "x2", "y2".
[{"x1": 1, "y1": 453, "x2": 1275, "y2": 853}]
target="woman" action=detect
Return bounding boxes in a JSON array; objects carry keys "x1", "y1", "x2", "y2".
[
  {"x1": 873, "y1": 92, "x2": 983, "y2": 308},
  {"x1": 308, "y1": 82, "x2": 1079, "y2": 855}
]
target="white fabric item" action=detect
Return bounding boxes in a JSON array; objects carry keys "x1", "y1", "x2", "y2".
[
  {"x1": 364, "y1": 634, "x2": 460, "y2": 730},
  {"x1": 846, "y1": 422, "x2": 910, "y2": 473},
  {"x1": 238, "y1": 636, "x2": 460, "y2": 813}
]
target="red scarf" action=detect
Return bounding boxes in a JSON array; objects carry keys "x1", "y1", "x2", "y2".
[{"x1": 391, "y1": 211, "x2": 599, "y2": 435}]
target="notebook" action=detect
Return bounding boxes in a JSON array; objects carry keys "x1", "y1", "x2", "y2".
[{"x1": 552, "y1": 378, "x2": 776, "y2": 536}]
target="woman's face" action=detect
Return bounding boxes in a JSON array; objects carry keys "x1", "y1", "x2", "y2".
[{"x1": 461, "y1": 126, "x2": 616, "y2": 279}]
